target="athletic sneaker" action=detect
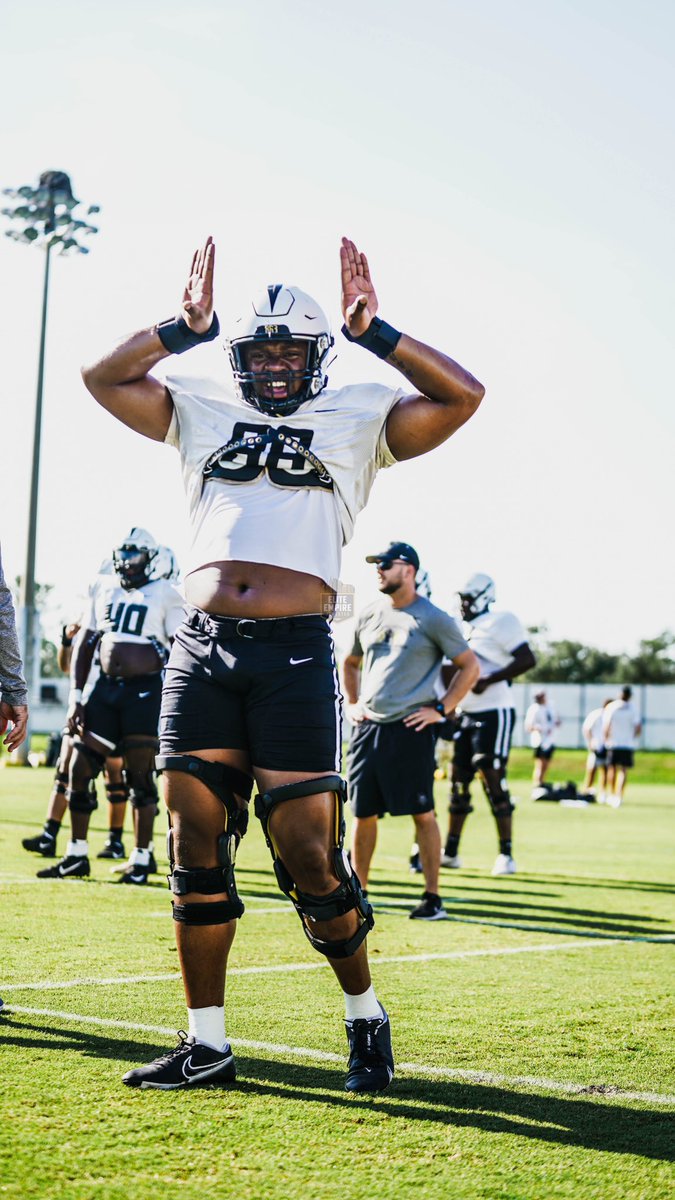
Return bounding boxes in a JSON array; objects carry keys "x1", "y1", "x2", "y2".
[
  {"x1": 409, "y1": 846, "x2": 423, "y2": 874},
  {"x1": 344, "y1": 1008, "x2": 394, "y2": 1093},
  {"x1": 440, "y1": 852, "x2": 462, "y2": 869},
  {"x1": 22, "y1": 831, "x2": 57, "y2": 857},
  {"x1": 37, "y1": 854, "x2": 90, "y2": 880},
  {"x1": 123, "y1": 1032, "x2": 236, "y2": 1089},
  {"x1": 120, "y1": 863, "x2": 150, "y2": 886},
  {"x1": 97, "y1": 836, "x2": 126, "y2": 860},
  {"x1": 606, "y1": 795, "x2": 622, "y2": 809},
  {"x1": 492, "y1": 853, "x2": 517, "y2": 876},
  {"x1": 409, "y1": 891, "x2": 447, "y2": 920}
]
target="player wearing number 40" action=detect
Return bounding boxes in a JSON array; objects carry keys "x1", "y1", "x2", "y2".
[
  {"x1": 80, "y1": 235, "x2": 484, "y2": 1095},
  {"x1": 37, "y1": 531, "x2": 184, "y2": 886}
]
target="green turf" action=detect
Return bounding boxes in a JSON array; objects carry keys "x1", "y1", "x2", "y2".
[{"x1": 1, "y1": 768, "x2": 673, "y2": 1200}]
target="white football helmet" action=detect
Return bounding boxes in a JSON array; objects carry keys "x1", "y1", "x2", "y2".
[
  {"x1": 152, "y1": 544, "x2": 180, "y2": 583},
  {"x1": 227, "y1": 284, "x2": 334, "y2": 416},
  {"x1": 113, "y1": 527, "x2": 158, "y2": 591},
  {"x1": 458, "y1": 572, "x2": 496, "y2": 620}
]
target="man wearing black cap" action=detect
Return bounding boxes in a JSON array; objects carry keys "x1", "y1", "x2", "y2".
[{"x1": 344, "y1": 543, "x2": 479, "y2": 919}]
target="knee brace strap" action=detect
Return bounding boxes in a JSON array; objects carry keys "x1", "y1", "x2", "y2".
[
  {"x1": 166, "y1": 819, "x2": 245, "y2": 918},
  {"x1": 105, "y1": 782, "x2": 127, "y2": 800},
  {"x1": 74, "y1": 741, "x2": 106, "y2": 772},
  {"x1": 489, "y1": 794, "x2": 515, "y2": 818},
  {"x1": 449, "y1": 788, "x2": 474, "y2": 816},
  {"x1": 157, "y1": 754, "x2": 252, "y2": 839},
  {"x1": 129, "y1": 786, "x2": 158, "y2": 810},
  {"x1": 68, "y1": 788, "x2": 99, "y2": 814},
  {"x1": 256, "y1": 775, "x2": 373, "y2": 958},
  {"x1": 172, "y1": 900, "x2": 240, "y2": 925},
  {"x1": 54, "y1": 770, "x2": 68, "y2": 795}
]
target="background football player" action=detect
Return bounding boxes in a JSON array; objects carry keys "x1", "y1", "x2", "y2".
[
  {"x1": 38, "y1": 529, "x2": 184, "y2": 884},
  {"x1": 441, "y1": 574, "x2": 535, "y2": 876}
]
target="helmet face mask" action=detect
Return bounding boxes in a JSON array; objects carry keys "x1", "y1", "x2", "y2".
[
  {"x1": 227, "y1": 285, "x2": 333, "y2": 417},
  {"x1": 113, "y1": 528, "x2": 158, "y2": 591},
  {"x1": 458, "y1": 573, "x2": 496, "y2": 621}
]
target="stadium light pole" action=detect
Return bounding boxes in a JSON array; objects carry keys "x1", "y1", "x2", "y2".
[{"x1": 1, "y1": 171, "x2": 100, "y2": 762}]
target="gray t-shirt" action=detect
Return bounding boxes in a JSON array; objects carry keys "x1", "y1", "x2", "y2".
[{"x1": 351, "y1": 595, "x2": 468, "y2": 723}]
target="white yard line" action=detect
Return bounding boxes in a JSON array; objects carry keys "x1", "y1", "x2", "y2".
[
  {"x1": 0, "y1": 936, "x2": 624, "y2": 994},
  {"x1": 5, "y1": 1003, "x2": 674, "y2": 1107}
]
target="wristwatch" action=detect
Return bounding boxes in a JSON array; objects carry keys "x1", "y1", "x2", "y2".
[{"x1": 434, "y1": 702, "x2": 447, "y2": 718}]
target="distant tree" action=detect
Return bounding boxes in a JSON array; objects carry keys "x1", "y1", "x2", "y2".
[
  {"x1": 526, "y1": 639, "x2": 620, "y2": 683},
  {"x1": 619, "y1": 632, "x2": 675, "y2": 684}
]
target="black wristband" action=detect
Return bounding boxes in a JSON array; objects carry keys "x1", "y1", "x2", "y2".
[
  {"x1": 341, "y1": 316, "x2": 402, "y2": 360},
  {"x1": 156, "y1": 312, "x2": 220, "y2": 355},
  {"x1": 61, "y1": 626, "x2": 73, "y2": 648}
]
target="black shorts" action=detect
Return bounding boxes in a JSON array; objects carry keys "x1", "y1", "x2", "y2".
[
  {"x1": 453, "y1": 708, "x2": 515, "y2": 774},
  {"x1": 534, "y1": 745, "x2": 555, "y2": 761},
  {"x1": 159, "y1": 608, "x2": 342, "y2": 772},
  {"x1": 607, "y1": 747, "x2": 634, "y2": 768},
  {"x1": 589, "y1": 747, "x2": 607, "y2": 766},
  {"x1": 84, "y1": 672, "x2": 162, "y2": 752},
  {"x1": 347, "y1": 719, "x2": 436, "y2": 818}
]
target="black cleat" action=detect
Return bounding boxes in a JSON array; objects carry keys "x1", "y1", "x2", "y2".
[
  {"x1": 120, "y1": 862, "x2": 150, "y2": 886},
  {"x1": 123, "y1": 1032, "x2": 236, "y2": 1089},
  {"x1": 148, "y1": 849, "x2": 158, "y2": 874},
  {"x1": 22, "y1": 831, "x2": 57, "y2": 857},
  {"x1": 345, "y1": 1008, "x2": 394, "y2": 1093},
  {"x1": 37, "y1": 854, "x2": 90, "y2": 880},
  {"x1": 97, "y1": 837, "x2": 126, "y2": 860},
  {"x1": 97, "y1": 840, "x2": 126, "y2": 859},
  {"x1": 409, "y1": 891, "x2": 448, "y2": 920},
  {"x1": 409, "y1": 850, "x2": 423, "y2": 874}
]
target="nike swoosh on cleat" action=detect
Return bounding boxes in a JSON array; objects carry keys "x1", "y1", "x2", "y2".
[
  {"x1": 181, "y1": 1054, "x2": 232, "y2": 1080},
  {"x1": 289, "y1": 657, "x2": 313, "y2": 665},
  {"x1": 59, "y1": 863, "x2": 86, "y2": 876}
]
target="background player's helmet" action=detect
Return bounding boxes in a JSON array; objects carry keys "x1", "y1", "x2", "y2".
[
  {"x1": 227, "y1": 284, "x2": 334, "y2": 416},
  {"x1": 113, "y1": 528, "x2": 158, "y2": 591},
  {"x1": 458, "y1": 572, "x2": 496, "y2": 620},
  {"x1": 152, "y1": 544, "x2": 180, "y2": 583}
]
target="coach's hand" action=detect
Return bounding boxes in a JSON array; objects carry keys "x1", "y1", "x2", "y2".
[
  {"x1": 181, "y1": 236, "x2": 216, "y2": 334},
  {"x1": 403, "y1": 706, "x2": 446, "y2": 732},
  {"x1": 0, "y1": 701, "x2": 28, "y2": 752},
  {"x1": 340, "y1": 237, "x2": 378, "y2": 337},
  {"x1": 346, "y1": 702, "x2": 368, "y2": 725}
]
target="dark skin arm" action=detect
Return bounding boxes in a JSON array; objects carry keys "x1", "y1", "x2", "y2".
[
  {"x1": 66, "y1": 627, "x2": 100, "y2": 736},
  {"x1": 340, "y1": 237, "x2": 485, "y2": 461},
  {"x1": 471, "y1": 642, "x2": 536, "y2": 695}
]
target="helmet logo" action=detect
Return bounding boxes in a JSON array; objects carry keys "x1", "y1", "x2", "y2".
[
  {"x1": 264, "y1": 324, "x2": 279, "y2": 335},
  {"x1": 267, "y1": 284, "x2": 283, "y2": 311}
]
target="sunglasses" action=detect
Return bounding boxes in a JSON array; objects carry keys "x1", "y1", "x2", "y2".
[{"x1": 376, "y1": 557, "x2": 407, "y2": 571}]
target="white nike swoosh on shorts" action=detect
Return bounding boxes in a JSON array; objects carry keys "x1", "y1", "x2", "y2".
[
  {"x1": 138, "y1": 691, "x2": 151, "y2": 698},
  {"x1": 289, "y1": 657, "x2": 313, "y2": 666}
]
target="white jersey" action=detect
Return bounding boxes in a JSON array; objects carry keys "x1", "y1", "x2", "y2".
[
  {"x1": 163, "y1": 374, "x2": 404, "y2": 583},
  {"x1": 582, "y1": 707, "x2": 605, "y2": 751},
  {"x1": 603, "y1": 699, "x2": 640, "y2": 749},
  {"x1": 458, "y1": 609, "x2": 528, "y2": 714},
  {"x1": 525, "y1": 701, "x2": 558, "y2": 750},
  {"x1": 84, "y1": 576, "x2": 185, "y2": 653}
]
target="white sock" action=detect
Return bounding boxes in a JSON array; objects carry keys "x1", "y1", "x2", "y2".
[
  {"x1": 67, "y1": 839, "x2": 88, "y2": 857},
  {"x1": 187, "y1": 1006, "x2": 227, "y2": 1051},
  {"x1": 131, "y1": 847, "x2": 150, "y2": 866},
  {"x1": 344, "y1": 986, "x2": 382, "y2": 1022}
]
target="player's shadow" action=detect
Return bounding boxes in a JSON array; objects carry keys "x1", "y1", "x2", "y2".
[{"x1": 2, "y1": 1018, "x2": 671, "y2": 1162}]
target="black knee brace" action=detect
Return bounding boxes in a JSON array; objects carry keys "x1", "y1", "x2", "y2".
[
  {"x1": 68, "y1": 743, "x2": 104, "y2": 813},
  {"x1": 156, "y1": 754, "x2": 253, "y2": 926},
  {"x1": 105, "y1": 781, "x2": 127, "y2": 803},
  {"x1": 120, "y1": 738, "x2": 159, "y2": 809},
  {"x1": 54, "y1": 770, "x2": 69, "y2": 797},
  {"x1": 449, "y1": 783, "x2": 474, "y2": 816},
  {"x1": 479, "y1": 778, "x2": 515, "y2": 818},
  {"x1": 255, "y1": 775, "x2": 374, "y2": 959}
]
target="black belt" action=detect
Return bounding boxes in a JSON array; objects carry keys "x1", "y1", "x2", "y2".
[{"x1": 186, "y1": 607, "x2": 328, "y2": 641}]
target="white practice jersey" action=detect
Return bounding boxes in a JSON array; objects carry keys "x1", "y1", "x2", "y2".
[
  {"x1": 525, "y1": 701, "x2": 558, "y2": 750},
  {"x1": 603, "y1": 699, "x2": 640, "y2": 749},
  {"x1": 582, "y1": 708, "x2": 605, "y2": 751},
  {"x1": 163, "y1": 374, "x2": 405, "y2": 583},
  {"x1": 84, "y1": 576, "x2": 185, "y2": 652},
  {"x1": 458, "y1": 609, "x2": 528, "y2": 714}
]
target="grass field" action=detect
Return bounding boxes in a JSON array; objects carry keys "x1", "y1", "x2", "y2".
[{"x1": 1, "y1": 767, "x2": 673, "y2": 1200}]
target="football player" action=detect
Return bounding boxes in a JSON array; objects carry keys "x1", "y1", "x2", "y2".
[
  {"x1": 440, "y1": 574, "x2": 535, "y2": 876},
  {"x1": 37, "y1": 530, "x2": 184, "y2": 884},
  {"x1": 81, "y1": 234, "x2": 484, "y2": 1093}
]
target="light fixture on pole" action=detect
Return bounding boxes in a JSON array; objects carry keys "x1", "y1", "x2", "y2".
[{"x1": 1, "y1": 170, "x2": 100, "y2": 762}]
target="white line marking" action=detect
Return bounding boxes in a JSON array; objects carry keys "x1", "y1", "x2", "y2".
[
  {"x1": 0, "y1": 937, "x2": 623, "y2": 994},
  {"x1": 5, "y1": 1004, "x2": 674, "y2": 1107}
]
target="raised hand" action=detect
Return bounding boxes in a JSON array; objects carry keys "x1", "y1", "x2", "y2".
[
  {"x1": 181, "y1": 236, "x2": 216, "y2": 334},
  {"x1": 340, "y1": 237, "x2": 378, "y2": 337}
]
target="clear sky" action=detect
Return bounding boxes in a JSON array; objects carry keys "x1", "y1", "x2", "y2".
[{"x1": 2, "y1": 0, "x2": 673, "y2": 657}]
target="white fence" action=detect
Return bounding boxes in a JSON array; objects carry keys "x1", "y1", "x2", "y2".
[{"x1": 510, "y1": 683, "x2": 675, "y2": 751}]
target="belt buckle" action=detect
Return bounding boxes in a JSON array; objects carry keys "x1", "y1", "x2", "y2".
[{"x1": 236, "y1": 619, "x2": 256, "y2": 639}]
